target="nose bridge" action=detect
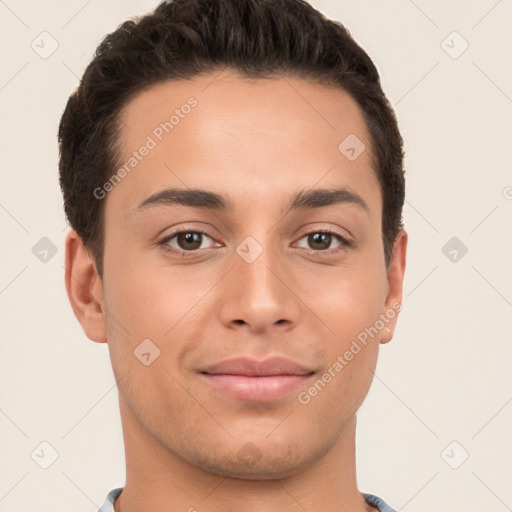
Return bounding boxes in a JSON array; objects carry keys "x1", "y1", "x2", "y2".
[{"x1": 238, "y1": 235, "x2": 281, "y2": 297}]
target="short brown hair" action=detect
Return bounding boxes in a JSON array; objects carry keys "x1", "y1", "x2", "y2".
[{"x1": 58, "y1": 0, "x2": 405, "y2": 278}]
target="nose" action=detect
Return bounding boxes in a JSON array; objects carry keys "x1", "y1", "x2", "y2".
[{"x1": 218, "y1": 238, "x2": 301, "y2": 334}]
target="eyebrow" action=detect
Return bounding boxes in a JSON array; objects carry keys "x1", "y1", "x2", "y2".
[{"x1": 135, "y1": 187, "x2": 369, "y2": 215}]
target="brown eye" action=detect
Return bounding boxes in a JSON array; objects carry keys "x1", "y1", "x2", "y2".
[
  {"x1": 308, "y1": 232, "x2": 332, "y2": 250},
  {"x1": 176, "y1": 232, "x2": 204, "y2": 250},
  {"x1": 296, "y1": 230, "x2": 351, "y2": 252},
  {"x1": 161, "y1": 230, "x2": 216, "y2": 254}
]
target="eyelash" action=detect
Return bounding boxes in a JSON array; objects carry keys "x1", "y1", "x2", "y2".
[{"x1": 158, "y1": 227, "x2": 353, "y2": 256}]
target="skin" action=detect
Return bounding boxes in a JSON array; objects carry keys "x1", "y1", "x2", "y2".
[{"x1": 65, "y1": 69, "x2": 407, "y2": 512}]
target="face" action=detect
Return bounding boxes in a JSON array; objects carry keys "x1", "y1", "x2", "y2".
[{"x1": 72, "y1": 70, "x2": 406, "y2": 480}]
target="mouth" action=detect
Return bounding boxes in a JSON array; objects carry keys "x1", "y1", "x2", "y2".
[{"x1": 197, "y1": 354, "x2": 316, "y2": 401}]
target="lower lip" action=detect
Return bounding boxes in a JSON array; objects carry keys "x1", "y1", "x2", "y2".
[{"x1": 200, "y1": 373, "x2": 315, "y2": 401}]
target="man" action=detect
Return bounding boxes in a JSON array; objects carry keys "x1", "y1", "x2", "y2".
[{"x1": 59, "y1": 0, "x2": 407, "y2": 510}]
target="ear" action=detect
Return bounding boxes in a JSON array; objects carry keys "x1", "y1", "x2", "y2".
[
  {"x1": 64, "y1": 229, "x2": 107, "y2": 343},
  {"x1": 380, "y1": 229, "x2": 407, "y2": 344}
]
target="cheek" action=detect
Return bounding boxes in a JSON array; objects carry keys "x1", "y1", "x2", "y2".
[
  {"x1": 291, "y1": 262, "x2": 385, "y2": 407},
  {"x1": 302, "y1": 262, "x2": 387, "y2": 342},
  {"x1": 101, "y1": 253, "x2": 218, "y2": 380},
  {"x1": 102, "y1": 252, "x2": 196, "y2": 336}
]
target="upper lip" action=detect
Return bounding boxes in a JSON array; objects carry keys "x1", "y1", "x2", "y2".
[{"x1": 198, "y1": 356, "x2": 315, "y2": 376}]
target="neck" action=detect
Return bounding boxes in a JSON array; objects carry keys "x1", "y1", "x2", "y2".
[{"x1": 114, "y1": 398, "x2": 375, "y2": 512}]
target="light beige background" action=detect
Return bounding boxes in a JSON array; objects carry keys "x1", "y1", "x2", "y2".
[{"x1": 1, "y1": 1, "x2": 511, "y2": 511}]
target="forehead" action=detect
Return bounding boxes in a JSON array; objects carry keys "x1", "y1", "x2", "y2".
[{"x1": 110, "y1": 70, "x2": 381, "y2": 219}]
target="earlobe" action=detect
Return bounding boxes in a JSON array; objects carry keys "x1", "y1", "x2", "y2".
[
  {"x1": 380, "y1": 228, "x2": 408, "y2": 344},
  {"x1": 64, "y1": 230, "x2": 107, "y2": 343}
]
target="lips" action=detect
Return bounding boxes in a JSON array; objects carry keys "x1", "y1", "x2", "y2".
[
  {"x1": 198, "y1": 355, "x2": 315, "y2": 377},
  {"x1": 197, "y1": 356, "x2": 316, "y2": 401}
]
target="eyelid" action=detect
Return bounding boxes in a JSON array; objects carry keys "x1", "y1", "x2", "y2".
[{"x1": 296, "y1": 224, "x2": 353, "y2": 241}]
